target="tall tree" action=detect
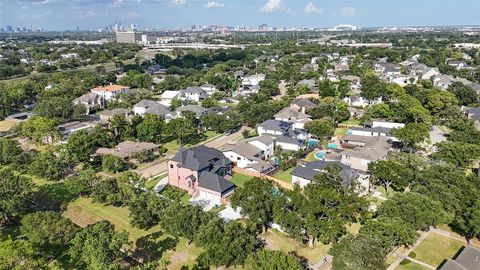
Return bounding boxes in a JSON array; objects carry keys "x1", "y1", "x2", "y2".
[
  {"x1": 331, "y1": 234, "x2": 386, "y2": 270},
  {"x1": 230, "y1": 179, "x2": 276, "y2": 233},
  {"x1": 69, "y1": 221, "x2": 129, "y2": 270},
  {"x1": 0, "y1": 169, "x2": 34, "y2": 226}
]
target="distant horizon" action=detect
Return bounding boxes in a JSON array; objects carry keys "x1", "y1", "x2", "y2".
[{"x1": 1, "y1": 0, "x2": 479, "y2": 31}]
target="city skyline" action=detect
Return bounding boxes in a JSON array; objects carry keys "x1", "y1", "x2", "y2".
[{"x1": 0, "y1": 0, "x2": 479, "y2": 31}]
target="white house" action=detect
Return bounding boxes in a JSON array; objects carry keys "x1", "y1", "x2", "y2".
[
  {"x1": 388, "y1": 74, "x2": 418, "y2": 86},
  {"x1": 344, "y1": 94, "x2": 382, "y2": 108},
  {"x1": 200, "y1": 83, "x2": 217, "y2": 95},
  {"x1": 292, "y1": 161, "x2": 358, "y2": 188},
  {"x1": 340, "y1": 135, "x2": 391, "y2": 172},
  {"x1": 420, "y1": 67, "x2": 440, "y2": 80},
  {"x1": 91, "y1": 84, "x2": 130, "y2": 101},
  {"x1": 371, "y1": 120, "x2": 405, "y2": 129},
  {"x1": 241, "y1": 74, "x2": 266, "y2": 86},
  {"x1": 179, "y1": 87, "x2": 208, "y2": 102},
  {"x1": 73, "y1": 92, "x2": 104, "y2": 114},
  {"x1": 159, "y1": 90, "x2": 180, "y2": 106},
  {"x1": 61, "y1": 53, "x2": 79, "y2": 59}
]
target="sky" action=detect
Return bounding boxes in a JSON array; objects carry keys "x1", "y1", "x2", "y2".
[{"x1": 0, "y1": 0, "x2": 479, "y2": 30}]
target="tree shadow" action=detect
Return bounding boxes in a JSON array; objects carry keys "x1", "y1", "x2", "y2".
[
  {"x1": 133, "y1": 231, "x2": 178, "y2": 263},
  {"x1": 31, "y1": 182, "x2": 77, "y2": 211}
]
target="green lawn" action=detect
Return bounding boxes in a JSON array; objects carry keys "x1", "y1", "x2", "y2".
[
  {"x1": 229, "y1": 173, "x2": 253, "y2": 188},
  {"x1": 335, "y1": 127, "x2": 348, "y2": 136},
  {"x1": 145, "y1": 172, "x2": 167, "y2": 190},
  {"x1": 396, "y1": 260, "x2": 431, "y2": 270},
  {"x1": 272, "y1": 167, "x2": 294, "y2": 184},
  {"x1": 340, "y1": 119, "x2": 362, "y2": 126},
  {"x1": 263, "y1": 229, "x2": 330, "y2": 265},
  {"x1": 63, "y1": 197, "x2": 203, "y2": 269},
  {"x1": 410, "y1": 233, "x2": 464, "y2": 267},
  {"x1": 304, "y1": 151, "x2": 318, "y2": 162}
]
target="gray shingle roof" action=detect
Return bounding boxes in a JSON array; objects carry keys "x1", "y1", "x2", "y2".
[
  {"x1": 292, "y1": 161, "x2": 356, "y2": 186},
  {"x1": 135, "y1": 99, "x2": 171, "y2": 116},
  {"x1": 258, "y1": 119, "x2": 291, "y2": 133},
  {"x1": 171, "y1": 145, "x2": 231, "y2": 172},
  {"x1": 198, "y1": 171, "x2": 235, "y2": 194},
  {"x1": 439, "y1": 246, "x2": 480, "y2": 270},
  {"x1": 291, "y1": 98, "x2": 316, "y2": 108},
  {"x1": 350, "y1": 126, "x2": 392, "y2": 134},
  {"x1": 176, "y1": 105, "x2": 209, "y2": 117}
]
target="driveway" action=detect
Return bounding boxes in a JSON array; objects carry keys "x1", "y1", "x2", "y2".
[{"x1": 273, "y1": 80, "x2": 287, "y2": 100}]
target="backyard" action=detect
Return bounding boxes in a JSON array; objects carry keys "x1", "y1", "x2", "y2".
[
  {"x1": 272, "y1": 167, "x2": 294, "y2": 184},
  {"x1": 229, "y1": 173, "x2": 253, "y2": 188},
  {"x1": 0, "y1": 120, "x2": 16, "y2": 132}
]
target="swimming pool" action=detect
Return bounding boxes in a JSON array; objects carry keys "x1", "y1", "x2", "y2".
[
  {"x1": 327, "y1": 143, "x2": 338, "y2": 149},
  {"x1": 307, "y1": 139, "x2": 319, "y2": 148},
  {"x1": 315, "y1": 150, "x2": 326, "y2": 159}
]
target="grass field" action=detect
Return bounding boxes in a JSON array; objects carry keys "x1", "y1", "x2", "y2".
[
  {"x1": 63, "y1": 197, "x2": 203, "y2": 269},
  {"x1": 396, "y1": 260, "x2": 431, "y2": 270},
  {"x1": 263, "y1": 229, "x2": 330, "y2": 264},
  {"x1": 272, "y1": 167, "x2": 294, "y2": 184},
  {"x1": 410, "y1": 233, "x2": 464, "y2": 267},
  {"x1": 340, "y1": 119, "x2": 362, "y2": 126},
  {"x1": 304, "y1": 151, "x2": 318, "y2": 162},
  {"x1": 335, "y1": 127, "x2": 348, "y2": 136},
  {"x1": 229, "y1": 173, "x2": 253, "y2": 188}
]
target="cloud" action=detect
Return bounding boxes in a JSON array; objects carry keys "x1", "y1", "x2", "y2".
[
  {"x1": 122, "y1": 11, "x2": 140, "y2": 19},
  {"x1": 304, "y1": 2, "x2": 322, "y2": 14},
  {"x1": 34, "y1": 10, "x2": 54, "y2": 18},
  {"x1": 20, "y1": 0, "x2": 55, "y2": 4},
  {"x1": 170, "y1": 0, "x2": 186, "y2": 6},
  {"x1": 260, "y1": 0, "x2": 287, "y2": 13},
  {"x1": 204, "y1": 1, "x2": 224, "y2": 8},
  {"x1": 341, "y1": 6, "x2": 356, "y2": 17},
  {"x1": 71, "y1": 9, "x2": 96, "y2": 19}
]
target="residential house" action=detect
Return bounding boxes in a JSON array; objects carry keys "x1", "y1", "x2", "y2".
[
  {"x1": 237, "y1": 85, "x2": 260, "y2": 96},
  {"x1": 58, "y1": 121, "x2": 97, "y2": 138},
  {"x1": 200, "y1": 83, "x2": 217, "y2": 95},
  {"x1": 73, "y1": 92, "x2": 104, "y2": 115},
  {"x1": 340, "y1": 135, "x2": 391, "y2": 172},
  {"x1": 96, "y1": 141, "x2": 160, "y2": 162},
  {"x1": 438, "y1": 246, "x2": 480, "y2": 270},
  {"x1": 175, "y1": 105, "x2": 210, "y2": 119},
  {"x1": 91, "y1": 84, "x2": 130, "y2": 101},
  {"x1": 290, "y1": 98, "x2": 316, "y2": 114},
  {"x1": 296, "y1": 79, "x2": 317, "y2": 89},
  {"x1": 433, "y1": 75, "x2": 455, "y2": 90},
  {"x1": 99, "y1": 108, "x2": 131, "y2": 123},
  {"x1": 133, "y1": 99, "x2": 171, "y2": 117},
  {"x1": 222, "y1": 139, "x2": 273, "y2": 174},
  {"x1": 344, "y1": 94, "x2": 382, "y2": 108},
  {"x1": 370, "y1": 120, "x2": 405, "y2": 129},
  {"x1": 179, "y1": 87, "x2": 208, "y2": 102},
  {"x1": 159, "y1": 90, "x2": 180, "y2": 106},
  {"x1": 241, "y1": 74, "x2": 266, "y2": 86},
  {"x1": 374, "y1": 62, "x2": 401, "y2": 77},
  {"x1": 168, "y1": 146, "x2": 235, "y2": 204},
  {"x1": 301, "y1": 63, "x2": 319, "y2": 73},
  {"x1": 465, "y1": 106, "x2": 480, "y2": 130},
  {"x1": 257, "y1": 119, "x2": 307, "y2": 151},
  {"x1": 292, "y1": 161, "x2": 358, "y2": 188},
  {"x1": 447, "y1": 60, "x2": 467, "y2": 70},
  {"x1": 274, "y1": 107, "x2": 311, "y2": 130},
  {"x1": 387, "y1": 74, "x2": 418, "y2": 86},
  {"x1": 341, "y1": 75, "x2": 362, "y2": 92},
  {"x1": 420, "y1": 67, "x2": 440, "y2": 80}
]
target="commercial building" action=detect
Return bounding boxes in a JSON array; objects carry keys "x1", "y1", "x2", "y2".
[{"x1": 115, "y1": 31, "x2": 142, "y2": 44}]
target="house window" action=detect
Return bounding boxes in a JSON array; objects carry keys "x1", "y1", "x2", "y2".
[
  {"x1": 170, "y1": 164, "x2": 174, "y2": 169},
  {"x1": 237, "y1": 157, "x2": 241, "y2": 161}
]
